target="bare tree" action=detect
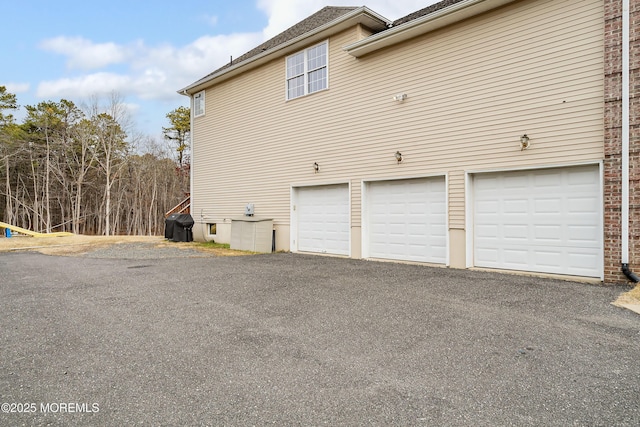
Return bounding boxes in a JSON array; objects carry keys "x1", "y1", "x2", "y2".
[
  {"x1": 2, "y1": 89, "x2": 188, "y2": 236},
  {"x1": 84, "y1": 94, "x2": 130, "y2": 235},
  {"x1": 0, "y1": 86, "x2": 19, "y2": 224}
]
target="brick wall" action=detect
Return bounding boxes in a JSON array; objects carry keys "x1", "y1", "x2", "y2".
[{"x1": 604, "y1": 0, "x2": 640, "y2": 283}]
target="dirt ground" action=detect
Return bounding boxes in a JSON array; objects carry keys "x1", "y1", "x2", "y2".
[
  {"x1": 0, "y1": 234, "x2": 248, "y2": 257},
  {"x1": 613, "y1": 282, "x2": 640, "y2": 313}
]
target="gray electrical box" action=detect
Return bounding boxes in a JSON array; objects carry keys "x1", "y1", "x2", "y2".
[
  {"x1": 230, "y1": 218, "x2": 273, "y2": 253},
  {"x1": 245, "y1": 203, "x2": 255, "y2": 216}
]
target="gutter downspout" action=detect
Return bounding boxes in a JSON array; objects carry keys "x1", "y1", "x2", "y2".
[{"x1": 621, "y1": 0, "x2": 639, "y2": 282}]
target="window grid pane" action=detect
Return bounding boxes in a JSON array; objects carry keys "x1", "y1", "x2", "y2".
[
  {"x1": 285, "y1": 42, "x2": 327, "y2": 99},
  {"x1": 307, "y1": 44, "x2": 327, "y2": 71},
  {"x1": 287, "y1": 53, "x2": 304, "y2": 79},
  {"x1": 194, "y1": 92, "x2": 204, "y2": 116},
  {"x1": 287, "y1": 75, "x2": 305, "y2": 99},
  {"x1": 308, "y1": 68, "x2": 327, "y2": 93}
]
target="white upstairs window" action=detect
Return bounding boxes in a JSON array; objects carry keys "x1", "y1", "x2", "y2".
[
  {"x1": 193, "y1": 91, "x2": 205, "y2": 117},
  {"x1": 286, "y1": 41, "x2": 327, "y2": 100}
]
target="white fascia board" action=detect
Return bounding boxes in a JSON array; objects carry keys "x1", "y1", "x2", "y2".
[
  {"x1": 343, "y1": 0, "x2": 518, "y2": 58},
  {"x1": 178, "y1": 7, "x2": 390, "y2": 95}
]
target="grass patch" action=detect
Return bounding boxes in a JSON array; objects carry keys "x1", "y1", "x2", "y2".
[
  {"x1": 196, "y1": 241, "x2": 230, "y2": 249},
  {"x1": 185, "y1": 240, "x2": 249, "y2": 256}
]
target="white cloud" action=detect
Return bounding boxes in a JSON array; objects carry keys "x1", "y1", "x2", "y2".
[
  {"x1": 30, "y1": 1, "x2": 439, "y2": 134},
  {"x1": 4, "y1": 82, "x2": 30, "y2": 93},
  {"x1": 37, "y1": 72, "x2": 131, "y2": 98},
  {"x1": 40, "y1": 36, "x2": 131, "y2": 70},
  {"x1": 36, "y1": 32, "x2": 263, "y2": 102},
  {"x1": 257, "y1": 0, "x2": 437, "y2": 39},
  {"x1": 35, "y1": 1, "x2": 436, "y2": 103}
]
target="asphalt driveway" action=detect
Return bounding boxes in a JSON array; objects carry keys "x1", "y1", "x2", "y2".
[{"x1": 0, "y1": 251, "x2": 639, "y2": 426}]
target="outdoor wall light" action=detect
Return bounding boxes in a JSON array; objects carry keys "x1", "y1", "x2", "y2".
[
  {"x1": 313, "y1": 162, "x2": 319, "y2": 173},
  {"x1": 395, "y1": 151, "x2": 403, "y2": 163},
  {"x1": 520, "y1": 134, "x2": 530, "y2": 151},
  {"x1": 393, "y1": 93, "x2": 408, "y2": 102}
]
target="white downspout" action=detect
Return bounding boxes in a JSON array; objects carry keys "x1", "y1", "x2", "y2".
[{"x1": 620, "y1": 0, "x2": 638, "y2": 281}]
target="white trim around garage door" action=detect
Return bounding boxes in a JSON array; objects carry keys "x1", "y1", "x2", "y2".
[
  {"x1": 362, "y1": 174, "x2": 449, "y2": 265},
  {"x1": 465, "y1": 162, "x2": 604, "y2": 280},
  {"x1": 290, "y1": 182, "x2": 351, "y2": 256}
]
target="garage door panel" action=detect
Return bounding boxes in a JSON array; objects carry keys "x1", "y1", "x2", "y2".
[
  {"x1": 476, "y1": 247, "x2": 499, "y2": 263},
  {"x1": 568, "y1": 225, "x2": 599, "y2": 243},
  {"x1": 534, "y1": 171, "x2": 562, "y2": 186},
  {"x1": 503, "y1": 224, "x2": 529, "y2": 240},
  {"x1": 503, "y1": 249, "x2": 529, "y2": 266},
  {"x1": 408, "y1": 202, "x2": 428, "y2": 214},
  {"x1": 568, "y1": 197, "x2": 598, "y2": 213},
  {"x1": 476, "y1": 224, "x2": 499, "y2": 238},
  {"x1": 474, "y1": 166, "x2": 601, "y2": 278},
  {"x1": 534, "y1": 225, "x2": 563, "y2": 242},
  {"x1": 503, "y1": 174, "x2": 528, "y2": 188},
  {"x1": 477, "y1": 200, "x2": 499, "y2": 213},
  {"x1": 504, "y1": 199, "x2": 528, "y2": 214},
  {"x1": 367, "y1": 177, "x2": 446, "y2": 264},
  {"x1": 296, "y1": 185, "x2": 349, "y2": 255},
  {"x1": 535, "y1": 198, "x2": 563, "y2": 214},
  {"x1": 568, "y1": 252, "x2": 600, "y2": 274},
  {"x1": 569, "y1": 168, "x2": 599, "y2": 184},
  {"x1": 430, "y1": 242, "x2": 447, "y2": 254},
  {"x1": 534, "y1": 250, "x2": 563, "y2": 267},
  {"x1": 430, "y1": 225, "x2": 446, "y2": 237}
]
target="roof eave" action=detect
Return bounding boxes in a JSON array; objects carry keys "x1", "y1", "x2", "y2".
[
  {"x1": 179, "y1": 7, "x2": 390, "y2": 96},
  {"x1": 343, "y1": 0, "x2": 519, "y2": 58}
]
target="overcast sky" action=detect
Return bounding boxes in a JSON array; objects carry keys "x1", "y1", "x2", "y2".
[{"x1": 2, "y1": 0, "x2": 438, "y2": 138}]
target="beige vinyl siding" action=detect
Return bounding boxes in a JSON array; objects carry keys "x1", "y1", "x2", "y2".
[
  {"x1": 448, "y1": 171, "x2": 465, "y2": 229},
  {"x1": 356, "y1": 23, "x2": 374, "y2": 41},
  {"x1": 351, "y1": 180, "x2": 361, "y2": 227},
  {"x1": 192, "y1": 0, "x2": 603, "y2": 246}
]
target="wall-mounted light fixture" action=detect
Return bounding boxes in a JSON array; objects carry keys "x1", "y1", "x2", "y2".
[
  {"x1": 393, "y1": 93, "x2": 407, "y2": 102},
  {"x1": 520, "y1": 134, "x2": 530, "y2": 151},
  {"x1": 313, "y1": 162, "x2": 319, "y2": 173},
  {"x1": 395, "y1": 151, "x2": 403, "y2": 163}
]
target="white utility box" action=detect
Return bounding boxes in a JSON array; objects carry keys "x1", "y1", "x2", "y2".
[{"x1": 230, "y1": 218, "x2": 273, "y2": 253}]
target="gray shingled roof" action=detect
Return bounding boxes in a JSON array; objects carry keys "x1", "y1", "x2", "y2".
[
  {"x1": 200, "y1": 6, "x2": 358, "y2": 82},
  {"x1": 392, "y1": 0, "x2": 468, "y2": 26},
  {"x1": 188, "y1": 1, "x2": 472, "y2": 88}
]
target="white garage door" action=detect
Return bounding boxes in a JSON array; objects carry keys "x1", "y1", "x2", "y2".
[
  {"x1": 295, "y1": 184, "x2": 350, "y2": 255},
  {"x1": 473, "y1": 165, "x2": 601, "y2": 278},
  {"x1": 366, "y1": 177, "x2": 446, "y2": 263}
]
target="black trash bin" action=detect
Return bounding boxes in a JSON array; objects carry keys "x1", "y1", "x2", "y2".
[
  {"x1": 172, "y1": 214, "x2": 194, "y2": 242},
  {"x1": 165, "y1": 213, "x2": 180, "y2": 239}
]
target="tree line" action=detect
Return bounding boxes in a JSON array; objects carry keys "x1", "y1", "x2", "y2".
[{"x1": 0, "y1": 86, "x2": 191, "y2": 236}]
